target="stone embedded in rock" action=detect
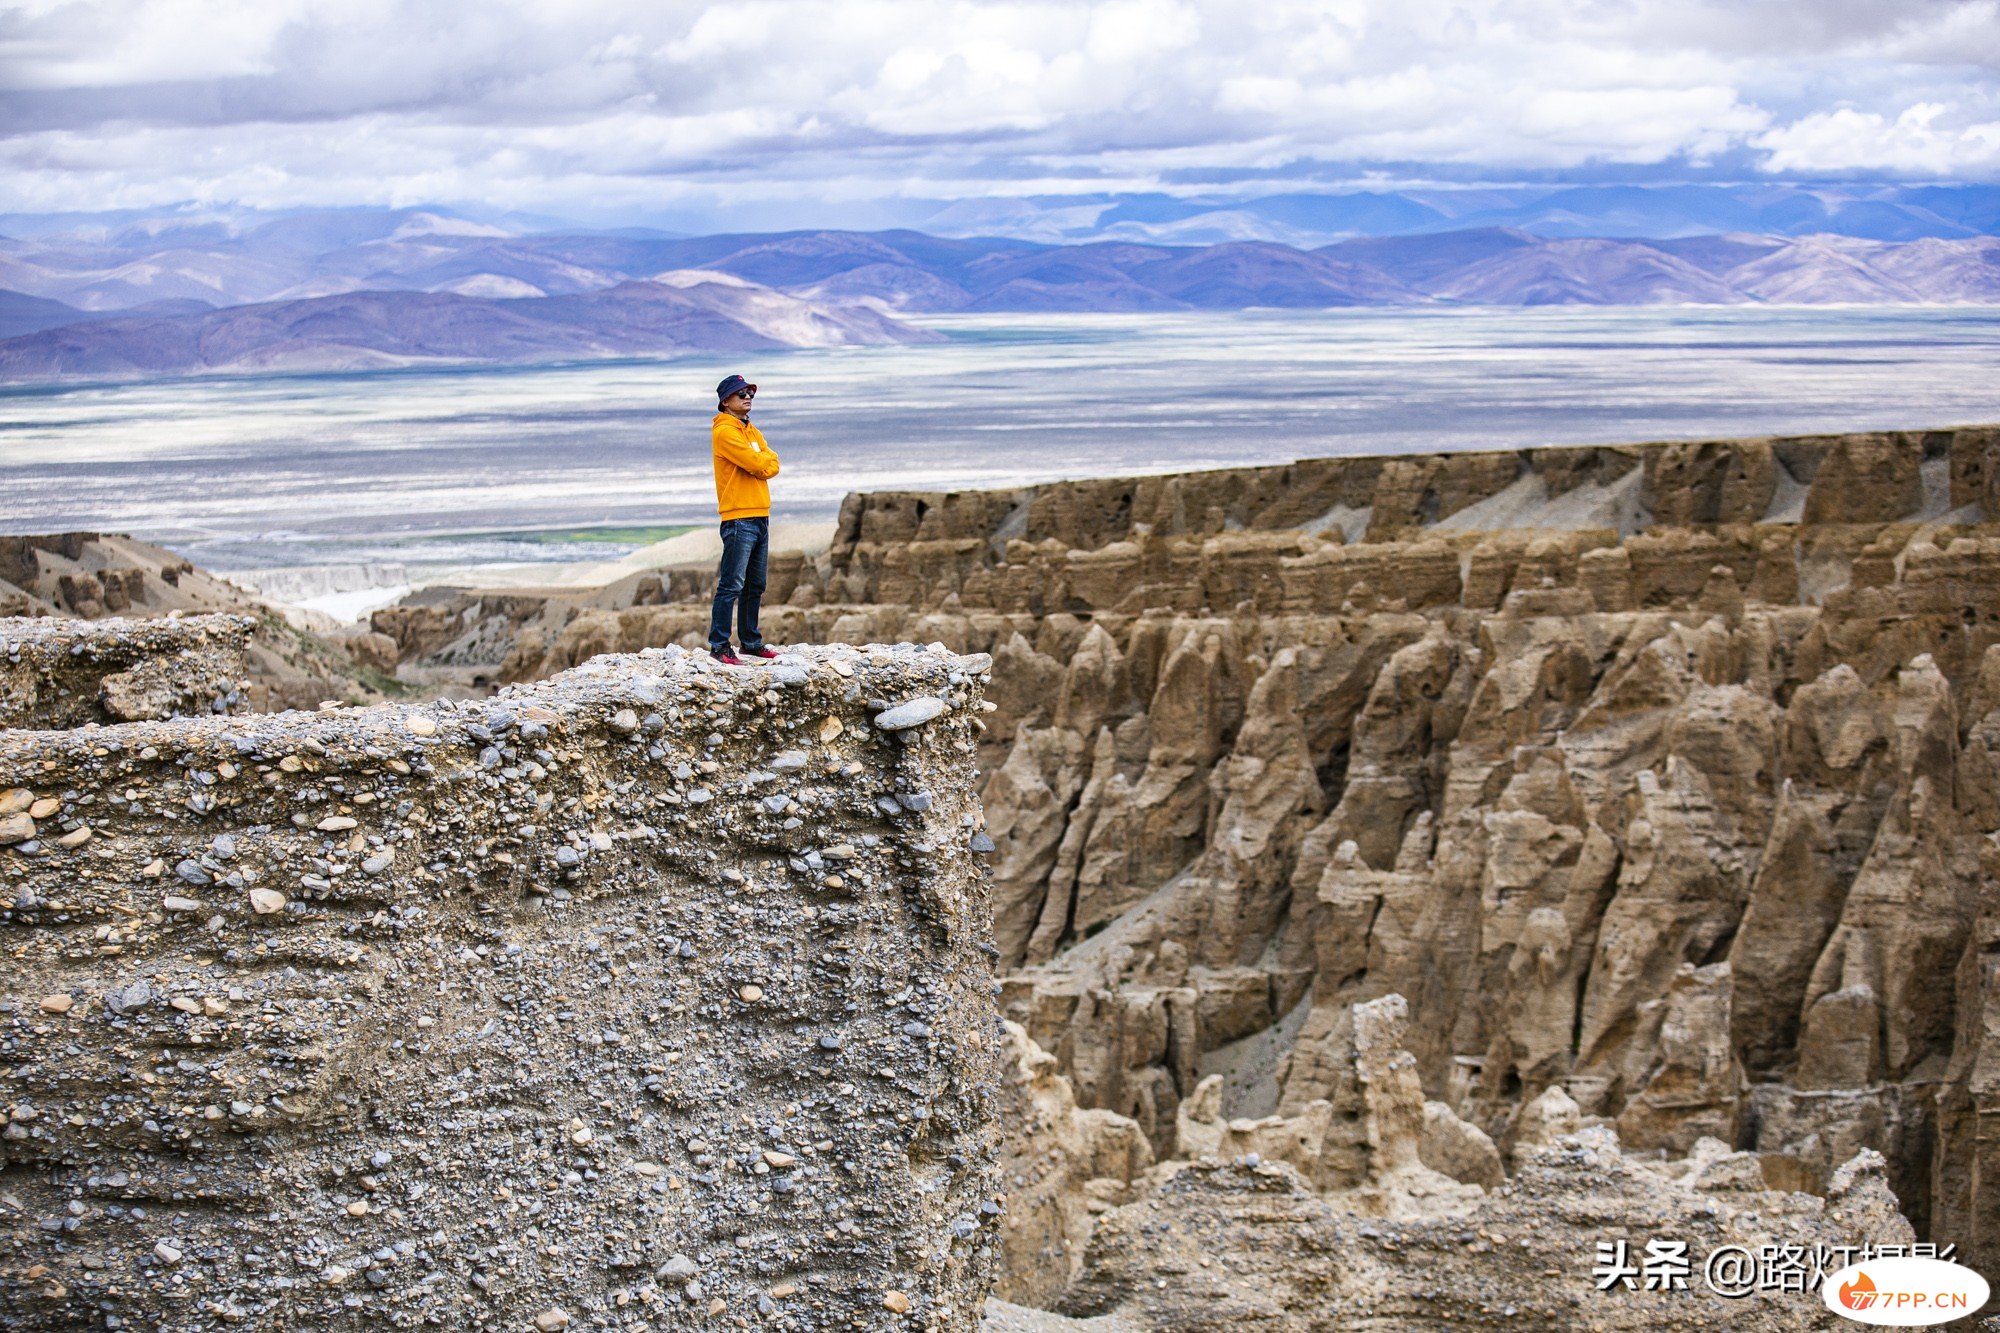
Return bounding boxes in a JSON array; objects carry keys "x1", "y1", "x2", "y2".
[
  {"x1": 609, "y1": 708, "x2": 640, "y2": 734},
  {"x1": 874, "y1": 697, "x2": 947, "y2": 730},
  {"x1": 248, "y1": 888, "x2": 287, "y2": 914},
  {"x1": 0, "y1": 812, "x2": 33, "y2": 845},
  {"x1": 27, "y1": 797, "x2": 58, "y2": 820},
  {"x1": 405, "y1": 715, "x2": 437, "y2": 737},
  {"x1": 162, "y1": 896, "x2": 202, "y2": 913},
  {"x1": 106, "y1": 983, "x2": 151, "y2": 1014},
  {"x1": 0, "y1": 788, "x2": 30, "y2": 815},
  {"x1": 534, "y1": 1309, "x2": 569, "y2": 1331},
  {"x1": 39, "y1": 994, "x2": 71, "y2": 1014},
  {"x1": 174, "y1": 859, "x2": 210, "y2": 885},
  {"x1": 317, "y1": 816, "x2": 357, "y2": 832}
]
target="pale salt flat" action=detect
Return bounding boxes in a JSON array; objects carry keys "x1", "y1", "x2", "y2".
[{"x1": 2, "y1": 306, "x2": 1997, "y2": 579}]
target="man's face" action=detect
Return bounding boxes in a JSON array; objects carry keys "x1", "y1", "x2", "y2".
[{"x1": 724, "y1": 389, "x2": 754, "y2": 418}]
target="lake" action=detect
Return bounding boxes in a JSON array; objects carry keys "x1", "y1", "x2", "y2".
[{"x1": 4, "y1": 306, "x2": 1999, "y2": 574}]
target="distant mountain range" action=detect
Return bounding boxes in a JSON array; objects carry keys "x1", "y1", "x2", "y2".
[
  {"x1": 1, "y1": 203, "x2": 1996, "y2": 385},
  {"x1": 10, "y1": 184, "x2": 1998, "y2": 251},
  {"x1": 0, "y1": 272, "x2": 934, "y2": 383},
  {"x1": 969, "y1": 182, "x2": 2000, "y2": 247},
  {"x1": 0, "y1": 289, "x2": 213, "y2": 340}
]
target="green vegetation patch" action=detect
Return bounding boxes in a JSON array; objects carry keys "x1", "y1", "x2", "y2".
[{"x1": 419, "y1": 525, "x2": 698, "y2": 548}]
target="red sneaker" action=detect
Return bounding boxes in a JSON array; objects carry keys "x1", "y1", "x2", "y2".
[
  {"x1": 743, "y1": 646, "x2": 780, "y2": 660},
  {"x1": 711, "y1": 648, "x2": 745, "y2": 666}
]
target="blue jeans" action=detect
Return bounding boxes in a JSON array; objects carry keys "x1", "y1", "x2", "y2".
[{"x1": 708, "y1": 516, "x2": 768, "y2": 652}]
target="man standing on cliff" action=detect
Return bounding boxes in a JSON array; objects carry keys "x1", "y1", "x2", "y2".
[{"x1": 708, "y1": 373, "x2": 781, "y2": 666}]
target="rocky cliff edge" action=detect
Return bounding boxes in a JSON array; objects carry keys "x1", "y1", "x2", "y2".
[{"x1": 1, "y1": 639, "x2": 1001, "y2": 1330}]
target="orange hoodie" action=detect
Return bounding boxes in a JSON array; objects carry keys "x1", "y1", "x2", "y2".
[{"x1": 711, "y1": 411, "x2": 781, "y2": 520}]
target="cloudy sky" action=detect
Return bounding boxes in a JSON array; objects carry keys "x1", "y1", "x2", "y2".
[{"x1": 2, "y1": 0, "x2": 1998, "y2": 228}]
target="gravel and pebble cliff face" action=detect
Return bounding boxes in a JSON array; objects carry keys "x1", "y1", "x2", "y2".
[
  {"x1": 1, "y1": 640, "x2": 1002, "y2": 1330},
  {"x1": 1, "y1": 615, "x2": 255, "y2": 730}
]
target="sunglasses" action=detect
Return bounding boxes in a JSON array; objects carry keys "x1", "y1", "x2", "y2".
[{"x1": 731, "y1": 389, "x2": 755, "y2": 400}]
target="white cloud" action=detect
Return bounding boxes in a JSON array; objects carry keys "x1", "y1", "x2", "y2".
[
  {"x1": 0, "y1": 0, "x2": 304, "y2": 88},
  {"x1": 1084, "y1": 0, "x2": 1200, "y2": 63},
  {"x1": 0, "y1": 0, "x2": 1995, "y2": 221},
  {"x1": 1756, "y1": 103, "x2": 2000, "y2": 174}
]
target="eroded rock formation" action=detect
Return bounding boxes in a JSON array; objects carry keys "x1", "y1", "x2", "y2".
[
  {"x1": 996, "y1": 993, "x2": 1911, "y2": 1330},
  {"x1": 1059, "y1": 1120, "x2": 1913, "y2": 1331},
  {"x1": 1, "y1": 534, "x2": 398, "y2": 711},
  {"x1": 1, "y1": 634, "x2": 1003, "y2": 1329},
  {"x1": 989, "y1": 1023, "x2": 1152, "y2": 1309},
  {"x1": 852, "y1": 427, "x2": 2000, "y2": 1279},
  {"x1": 365, "y1": 425, "x2": 2000, "y2": 1305}
]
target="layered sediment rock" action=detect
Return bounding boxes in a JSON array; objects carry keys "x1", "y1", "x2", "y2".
[
  {"x1": 1001, "y1": 992, "x2": 1911, "y2": 1330},
  {"x1": 989, "y1": 1023, "x2": 1153, "y2": 1308},
  {"x1": 1, "y1": 637, "x2": 1002, "y2": 1329},
  {"x1": 372, "y1": 426, "x2": 2000, "y2": 1288},
  {"x1": 1060, "y1": 1127, "x2": 1912, "y2": 1331}
]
